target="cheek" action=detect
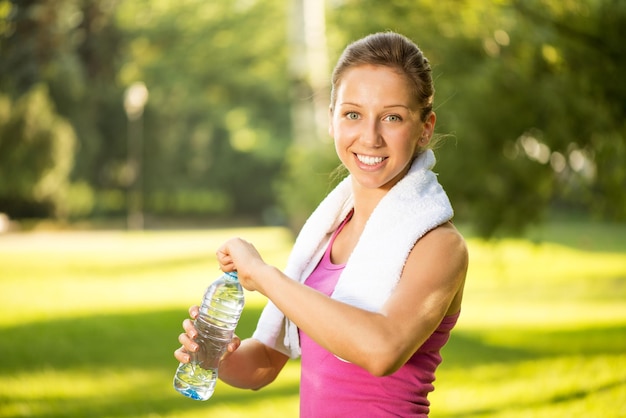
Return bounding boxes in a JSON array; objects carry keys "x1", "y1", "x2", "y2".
[
  {"x1": 387, "y1": 125, "x2": 418, "y2": 147},
  {"x1": 411, "y1": 138, "x2": 422, "y2": 155},
  {"x1": 398, "y1": 129, "x2": 421, "y2": 156},
  {"x1": 329, "y1": 115, "x2": 345, "y2": 140},
  {"x1": 334, "y1": 137, "x2": 350, "y2": 166},
  {"x1": 333, "y1": 131, "x2": 349, "y2": 152},
  {"x1": 332, "y1": 127, "x2": 354, "y2": 164},
  {"x1": 331, "y1": 121, "x2": 353, "y2": 144}
]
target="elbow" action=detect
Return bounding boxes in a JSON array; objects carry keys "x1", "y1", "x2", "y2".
[
  {"x1": 372, "y1": 359, "x2": 404, "y2": 377},
  {"x1": 348, "y1": 334, "x2": 414, "y2": 376},
  {"x1": 359, "y1": 349, "x2": 406, "y2": 377},
  {"x1": 365, "y1": 359, "x2": 402, "y2": 377},
  {"x1": 250, "y1": 383, "x2": 267, "y2": 391},
  {"x1": 246, "y1": 368, "x2": 282, "y2": 391},
  {"x1": 251, "y1": 371, "x2": 282, "y2": 390},
  {"x1": 223, "y1": 373, "x2": 275, "y2": 391}
]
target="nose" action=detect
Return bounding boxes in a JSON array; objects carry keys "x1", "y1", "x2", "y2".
[{"x1": 360, "y1": 119, "x2": 383, "y2": 148}]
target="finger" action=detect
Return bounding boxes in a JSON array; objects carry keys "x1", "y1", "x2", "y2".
[
  {"x1": 216, "y1": 247, "x2": 238, "y2": 270},
  {"x1": 182, "y1": 319, "x2": 197, "y2": 338},
  {"x1": 174, "y1": 347, "x2": 191, "y2": 363},
  {"x1": 174, "y1": 346, "x2": 191, "y2": 363},
  {"x1": 218, "y1": 260, "x2": 235, "y2": 272},
  {"x1": 174, "y1": 346, "x2": 187, "y2": 362},
  {"x1": 227, "y1": 335, "x2": 241, "y2": 352},
  {"x1": 216, "y1": 248, "x2": 231, "y2": 264},
  {"x1": 178, "y1": 332, "x2": 199, "y2": 352},
  {"x1": 188, "y1": 305, "x2": 199, "y2": 319}
]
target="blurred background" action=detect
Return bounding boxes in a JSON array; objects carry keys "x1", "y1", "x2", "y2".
[
  {"x1": 1, "y1": 2, "x2": 626, "y2": 417},
  {"x1": 1, "y1": 0, "x2": 624, "y2": 236}
]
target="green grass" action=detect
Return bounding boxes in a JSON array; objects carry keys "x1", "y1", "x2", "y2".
[{"x1": 0, "y1": 221, "x2": 625, "y2": 417}]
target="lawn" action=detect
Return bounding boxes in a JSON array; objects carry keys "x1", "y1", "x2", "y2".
[{"x1": 0, "y1": 220, "x2": 625, "y2": 417}]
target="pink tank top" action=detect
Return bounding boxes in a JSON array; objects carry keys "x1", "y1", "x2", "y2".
[{"x1": 299, "y1": 211, "x2": 460, "y2": 417}]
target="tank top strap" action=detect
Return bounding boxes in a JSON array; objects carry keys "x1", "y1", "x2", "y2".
[{"x1": 323, "y1": 208, "x2": 354, "y2": 265}]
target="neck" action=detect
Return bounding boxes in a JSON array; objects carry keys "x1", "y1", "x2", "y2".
[{"x1": 349, "y1": 179, "x2": 389, "y2": 230}]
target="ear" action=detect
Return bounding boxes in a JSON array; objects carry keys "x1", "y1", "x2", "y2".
[
  {"x1": 421, "y1": 112, "x2": 437, "y2": 144},
  {"x1": 328, "y1": 106, "x2": 335, "y2": 138}
]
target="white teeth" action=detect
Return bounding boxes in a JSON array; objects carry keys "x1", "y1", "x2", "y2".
[{"x1": 357, "y1": 154, "x2": 384, "y2": 165}]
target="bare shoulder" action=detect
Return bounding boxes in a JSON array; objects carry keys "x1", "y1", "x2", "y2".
[
  {"x1": 421, "y1": 222, "x2": 467, "y2": 256},
  {"x1": 409, "y1": 221, "x2": 469, "y2": 280},
  {"x1": 393, "y1": 221, "x2": 468, "y2": 318}
]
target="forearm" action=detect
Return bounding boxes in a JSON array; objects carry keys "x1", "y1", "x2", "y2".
[{"x1": 218, "y1": 338, "x2": 288, "y2": 390}]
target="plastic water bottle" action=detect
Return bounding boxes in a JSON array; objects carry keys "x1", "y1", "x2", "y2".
[{"x1": 173, "y1": 271, "x2": 245, "y2": 401}]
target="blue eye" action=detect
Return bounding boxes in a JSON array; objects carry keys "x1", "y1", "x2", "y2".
[
  {"x1": 346, "y1": 112, "x2": 359, "y2": 120},
  {"x1": 386, "y1": 115, "x2": 401, "y2": 122}
]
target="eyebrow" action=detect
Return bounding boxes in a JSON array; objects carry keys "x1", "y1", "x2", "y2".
[
  {"x1": 338, "y1": 102, "x2": 411, "y2": 110},
  {"x1": 384, "y1": 104, "x2": 411, "y2": 110}
]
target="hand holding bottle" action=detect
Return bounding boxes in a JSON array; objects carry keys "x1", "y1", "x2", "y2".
[
  {"x1": 216, "y1": 238, "x2": 269, "y2": 293},
  {"x1": 175, "y1": 305, "x2": 242, "y2": 364}
]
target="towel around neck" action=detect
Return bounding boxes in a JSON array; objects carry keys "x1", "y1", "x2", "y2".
[{"x1": 252, "y1": 149, "x2": 454, "y2": 358}]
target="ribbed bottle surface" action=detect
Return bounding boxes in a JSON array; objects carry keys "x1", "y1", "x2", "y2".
[{"x1": 173, "y1": 271, "x2": 244, "y2": 401}]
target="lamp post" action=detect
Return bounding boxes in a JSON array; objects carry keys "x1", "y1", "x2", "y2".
[{"x1": 124, "y1": 82, "x2": 149, "y2": 230}]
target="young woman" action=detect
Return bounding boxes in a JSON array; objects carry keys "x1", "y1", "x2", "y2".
[{"x1": 175, "y1": 31, "x2": 468, "y2": 417}]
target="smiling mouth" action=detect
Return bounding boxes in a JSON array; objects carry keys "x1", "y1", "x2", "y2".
[{"x1": 356, "y1": 154, "x2": 386, "y2": 166}]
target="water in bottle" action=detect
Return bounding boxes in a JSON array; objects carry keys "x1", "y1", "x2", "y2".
[{"x1": 173, "y1": 271, "x2": 245, "y2": 401}]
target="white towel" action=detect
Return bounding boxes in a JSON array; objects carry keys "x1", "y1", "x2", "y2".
[{"x1": 252, "y1": 150, "x2": 453, "y2": 358}]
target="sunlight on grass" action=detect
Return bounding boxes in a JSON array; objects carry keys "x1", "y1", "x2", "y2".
[
  {"x1": 0, "y1": 364, "x2": 301, "y2": 418},
  {"x1": 460, "y1": 238, "x2": 626, "y2": 329},
  {"x1": 1, "y1": 222, "x2": 625, "y2": 417},
  {"x1": 433, "y1": 354, "x2": 626, "y2": 417},
  {"x1": 0, "y1": 228, "x2": 287, "y2": 326},
  {"x1": 0, "y1": 368, "x2": 165, "y2": 414}
]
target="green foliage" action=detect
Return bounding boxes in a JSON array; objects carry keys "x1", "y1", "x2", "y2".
[
  {"x1": 276, "y1": 144, "x2": 343, "y2": 232},
  {"x1": 0, "y1": 84, "x2": 76, "y2": 217},
  {"x1": 115, "y1": 0, "x2": 292, "y2": 220},
  {"x1": 65, "y1": 180, "x2": 96, "y2": 219},
  {"x1": 0, "y1": 0, "x2": 126, "y2": 219},
  {"x1": 442, "y1": 0, "x2": 626, "y2": 235},
  {"x1": 1, "y1": 0, "x2": 625, "y2": 236},
  {"x1": 148, "y1": 189, "x2": 231, "y2": 216}
]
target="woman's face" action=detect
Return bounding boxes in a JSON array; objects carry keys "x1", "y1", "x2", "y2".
[{"x1": 329, "y1": 64, "x2": 434, "y2": 192}]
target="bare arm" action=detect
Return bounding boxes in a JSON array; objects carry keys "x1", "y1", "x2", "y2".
[
  {"x1": 218, "y1": 338, "x2": 289, "y2": 390},
  {"x1": 217, "y1": 223, "x2": 468, "y2": 377}
]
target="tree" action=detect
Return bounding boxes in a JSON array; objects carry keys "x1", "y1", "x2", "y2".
[
  {"x1": 444, "y1": 0, "x2": 626, "y2": 235},
  {"x1": 277, "y1": 0, "x2": 339, "y2": 231},
  {"x1": 114, "y1": 0, "x2": 293, "y2": 221},
  {"x1": 0, "y1": 85, "x2": 76, "y2": 218},
  {"x1": 510, "y1": 0, "x2": 626, "y2": 221},
  {"x1": 2, "y1": 0, "x2": 623, "y2": 234},
  {"x1": 0, "y1": 0, "x2": 126, "y2": 219}
]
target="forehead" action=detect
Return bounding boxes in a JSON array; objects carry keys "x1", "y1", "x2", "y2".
[{"x1": 335, "y1": 64, "x2": 416, "y2": 107}]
